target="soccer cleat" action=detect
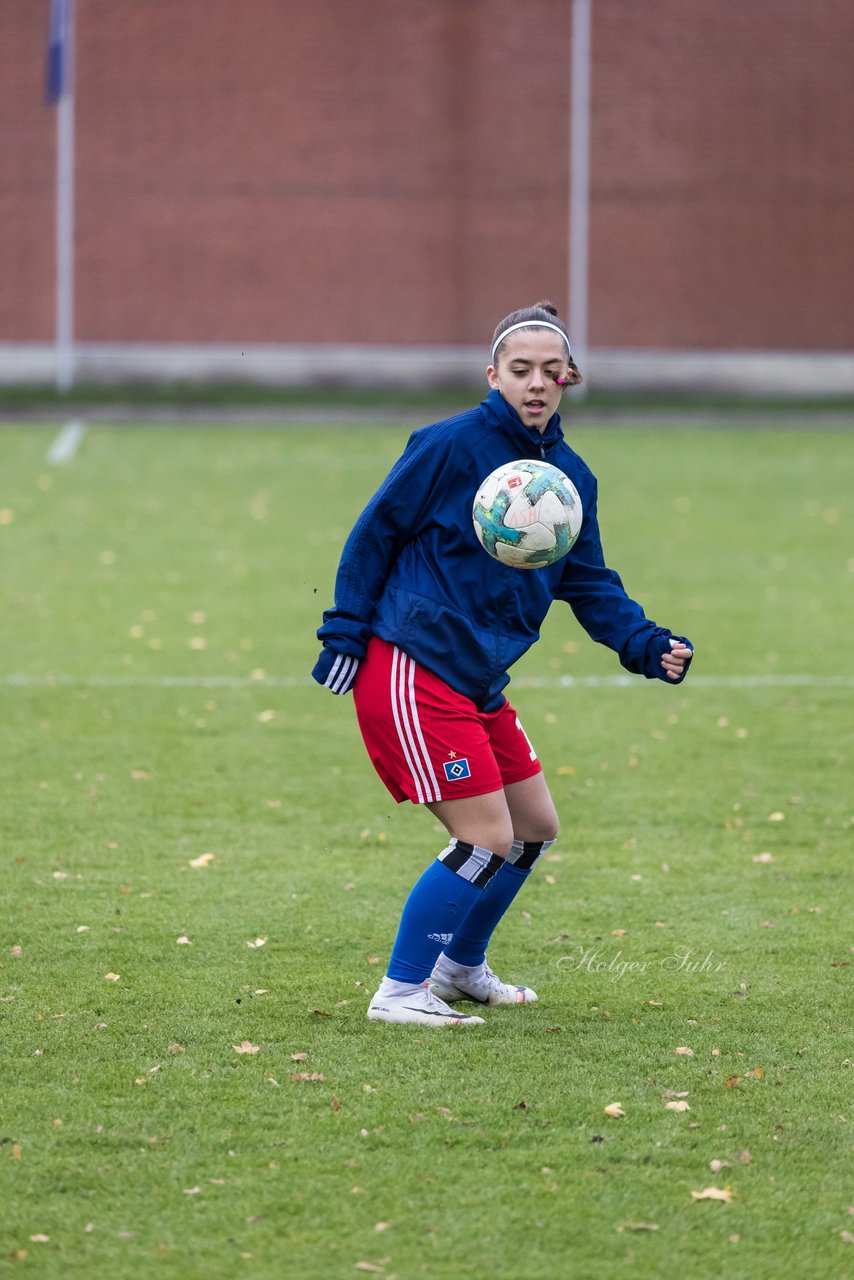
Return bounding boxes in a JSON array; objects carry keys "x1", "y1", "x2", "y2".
[
  {"x1": 367, "y1": 980, "x2": 485, "y2": 1027},
  {"x1": 429, "y1": 957, "x2": 538, "y2": 1006}
]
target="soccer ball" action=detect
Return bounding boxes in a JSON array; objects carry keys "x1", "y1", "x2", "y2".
[{"x1": 472, "y1": 459, "x2": 583, "y2": 569}]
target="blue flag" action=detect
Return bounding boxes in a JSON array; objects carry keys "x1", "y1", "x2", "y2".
[{"x1": 46, "y1": 0, "x2": 71, "y2": 104}]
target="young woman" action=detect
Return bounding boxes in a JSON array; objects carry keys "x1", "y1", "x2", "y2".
[{"x1": 312, "y1": 301, "x2": 693, "y2": 1027}]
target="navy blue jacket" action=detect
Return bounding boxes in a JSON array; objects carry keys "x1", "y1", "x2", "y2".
[{"x1": 313, "y1": 390, "x2": 691, "y2": 710}]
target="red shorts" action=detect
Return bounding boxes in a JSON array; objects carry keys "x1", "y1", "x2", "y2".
[{"x1": 352, "y1": 637, "x2": 542, "y2": 805}]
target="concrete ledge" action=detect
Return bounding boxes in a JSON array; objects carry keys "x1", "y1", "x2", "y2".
[{"x1": 1, "y1": 343, "x2": 852, "y2": 396}]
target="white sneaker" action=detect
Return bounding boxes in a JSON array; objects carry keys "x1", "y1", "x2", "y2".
[
  {"x1": 367, "y1": 980, "x2": 485, "y2": 1027},
  {"x1": 429, "y1": 957, "x2": 538, "y2": 1006}
]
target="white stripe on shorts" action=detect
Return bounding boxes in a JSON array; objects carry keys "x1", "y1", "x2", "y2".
[{"x1": 389, "y1": 647, "x2": 442, "y2": 804}]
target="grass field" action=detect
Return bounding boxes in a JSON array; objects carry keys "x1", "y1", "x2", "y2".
[{"x1": 1, "y1": 414, "x2": 852, "y2": 1279}]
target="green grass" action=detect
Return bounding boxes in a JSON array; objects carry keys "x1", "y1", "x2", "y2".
[{"x1": 1, "y1": 418, "x2": 852, "y2": 1279}]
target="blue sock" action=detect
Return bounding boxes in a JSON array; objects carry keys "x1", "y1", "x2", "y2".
[
  {"x1": 443, "y1": 839, "x2": 554, "y2": 968},
  {"x1": 385, "y1": 840, "x2": 503, "y2": 984}
]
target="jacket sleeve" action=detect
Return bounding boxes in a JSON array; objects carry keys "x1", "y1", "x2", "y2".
[
  {"x1": 313, "y1": 426, "x2": 453, "y2": 669},
  {"x1": 555, "y1": 477, "x2": 691, "y2": 682}
]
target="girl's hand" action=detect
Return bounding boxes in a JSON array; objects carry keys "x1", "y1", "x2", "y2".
[{"x1": 661, "y1": 640, "x2": 693, "y2": 681}]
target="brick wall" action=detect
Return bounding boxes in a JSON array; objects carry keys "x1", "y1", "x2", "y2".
[{"x1": 4, "y1": 0, "x2": 853, "y2": 350}]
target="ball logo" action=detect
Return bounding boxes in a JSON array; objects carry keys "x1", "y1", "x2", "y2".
[{"x1": 472, "y1": 459, "x2": 583, "y2": 570}]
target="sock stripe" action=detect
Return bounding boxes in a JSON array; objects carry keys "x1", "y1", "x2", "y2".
[
  {"x1": 438, "y1": 839, "x2": 502, "y2": 887},
  {"x1": 508, "y1": 836, "x2": 555, "y2": 871},
  {"x1": 474, "y1": 852, "x2": 504, "y2": 888}
]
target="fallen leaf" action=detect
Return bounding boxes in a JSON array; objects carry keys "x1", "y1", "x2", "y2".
[
  {"x1": 674, "y1": 1046, "x2": 694, "y2": 1056},
  {"x1": 752, "y1": 852, "x2": 775, "y2": 863},
  {"x1": 290, "y1": 1052, "x2": 309, "y2": 1062},
  {"x1": 709, "y1": 1159, "x2": 730, "y2": 1173},
  {"x1": 691, "y1": 1186, "x2": 734, "y2": 1202},
  {"x1": 373, "y1": 1222, "x2": 391, "y2": 1233},
  {"x1": 354, "y1": 1265, "x2": 385, "y2": 1274},
  {"x1": 176, "y1": 936, "x2": 192, "y2": 945},
  {"x1": 841, "y1": 1231, "x2": 854, "y2": 1244},
  {"x1": 130, "y1": 770, "x2": 150, "y2": 780},
  {"x1": 29, "y1": 1234, "x2": 50, "y2": 1243},
  {"x1": 665, "y1": 1100, "x2": 691, "y2": 1112},
  {"x1": 104, "y1": 972, "x2": 120, "y2": 982},
  {"x1": 331, "y1": 1095, "x2": 341, "y2": 1113},
  {"x1": 726, "y1": 1076, "x2": 742, "y2": 1088},
  {"x1": 736, "y1": 1148, "x2": 752, "y2": 1164},
  {"x1": 246, "y1": 937, "x2": 266, "y2": 949},
  {"x1": 292, "y1": 1072, "x2": 327, "y2": 1082},
  {"x1": 10, "y1": 945, "x2": 23, "y2": 957},
  {"x1": 662, "y1": 1090, "x2": 689, "y2": 1098},
  {"x1": 604, "y1": 1102, "x2": 626, "y2": 1118},
  {"x1": 76, "y1": 925, "x2": 90, "y2": 933},
  {"x1": 265, "y1": 1076, "x2": 279, "y2": 1086},
  {"x1": 611, "y1": 929, "x2": 629, "y2": 937},
  {"x1": 768, "y1": 811, "x2": 785, "y2": 822},
  {"x1": 616, "y1": 1222, "x2": 659, "y2": 1232},
  {"x1": 11, "y1": 1143, "x2": 22, "y2": 1159},
  {"x1": 183, "y1": 1186, "x2": 202, "y2": 1196},
  {"x1": 188, "y1": 853, "x2": 214, "y2": 869},
  {"x1": 167, "y1": 1043, "x2": 184, "y2": 1054},
  {"x1": 233, "y1": 1041, "x2": 260, "y2": 1055}
]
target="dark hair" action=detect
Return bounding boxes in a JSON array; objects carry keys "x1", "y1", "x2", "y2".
[{"x1": 491, "y1": 300, "x2": 583, "y2": 386}]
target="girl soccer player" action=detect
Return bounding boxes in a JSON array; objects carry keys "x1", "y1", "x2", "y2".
[{"x1": 312, "y1": 301, "x2": 693, "y2": 1027}]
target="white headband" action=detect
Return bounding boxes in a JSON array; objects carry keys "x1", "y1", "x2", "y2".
[{"x1": 491, "y1": 320, "x2": 571, "y2": 362}]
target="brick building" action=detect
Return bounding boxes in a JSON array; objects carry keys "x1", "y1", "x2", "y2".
[{"x1": 3, "y1": 1, "x2": 853, "y2": 386}]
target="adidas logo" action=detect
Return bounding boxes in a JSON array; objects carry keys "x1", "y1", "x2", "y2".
[{"x1": 427, "y1": 932, "x2": 453, "y2": 945}]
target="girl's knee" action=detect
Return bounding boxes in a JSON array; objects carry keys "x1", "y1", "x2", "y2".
[
  {"x1": 517, "y1": 817, "x2": 559, "y2": 845},
  {"x1": 474, "y1": 822, "x2": 514, "y2": 861}
]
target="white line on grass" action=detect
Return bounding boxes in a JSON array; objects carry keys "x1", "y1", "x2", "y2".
[
  {"x1": 47, "y1": 419, "x2": 87, "y2": 465},
  {"x1": 1, "y1": 673, "x2": 853, "y2": 691}
]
